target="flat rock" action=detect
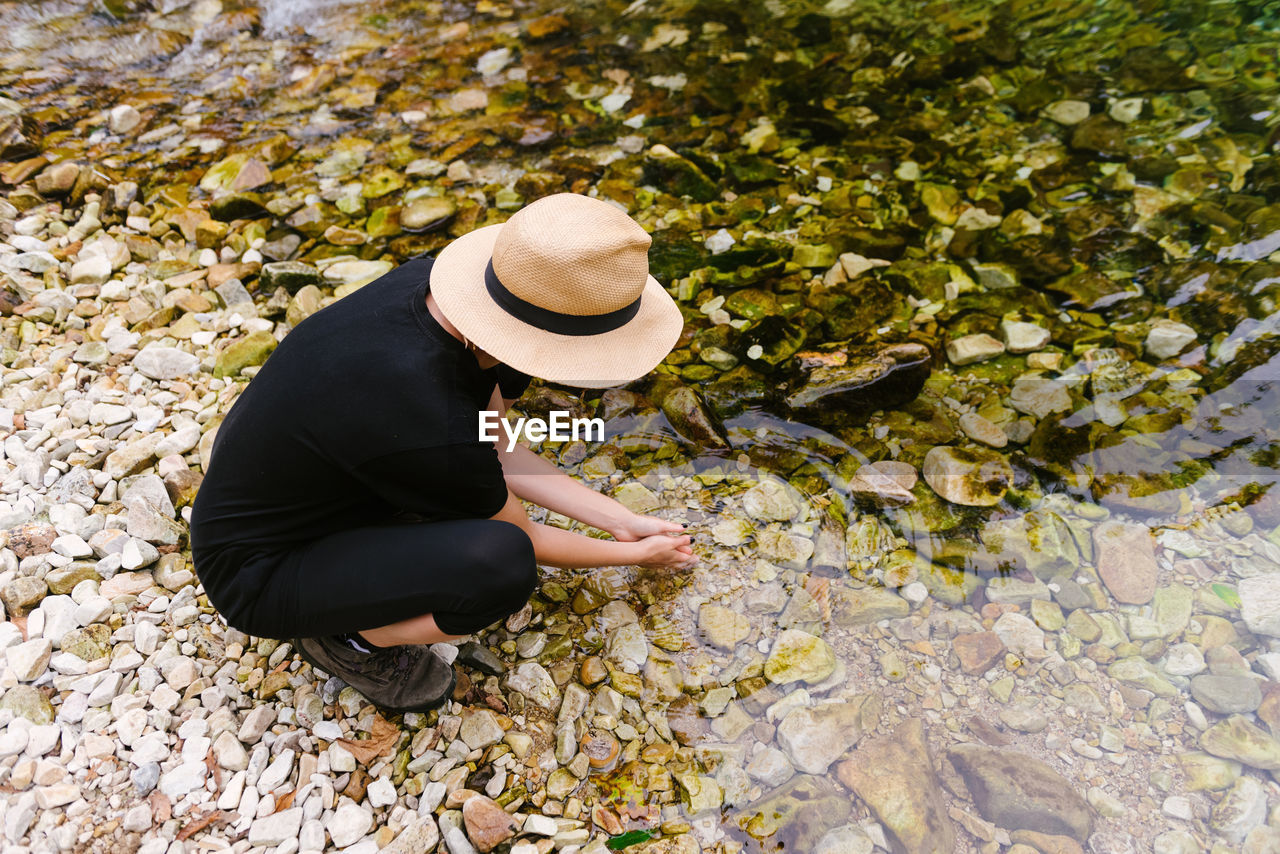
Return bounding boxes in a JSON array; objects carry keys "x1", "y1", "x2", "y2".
[
  {"x1": 401, "y1": 196, "x2": 458, "y2": 232},
  {"x1": 923, "y1": 445, "x2": 1013, "y2": 507},
  {"x1": 946, "y1": 333, "x2": 1005, "y2": 366},
  {"x1": 836, "y1": 718, "x2": 955, "y2": 854},
  {"x1": 1199, "y1": 715, "x2": 1280, "y2": 771},
  {"x1": 382, "y1": 818, "x2": 441, "y2": 854},
  {"x1": 741, "y1": 479, "x2": 799, "y2": 522},
  {"x1": 764, "y1": 629, "x2": 836, "y2": 685},
  {"x1": 958, "y1": 412, "x2": 1008, "y2": 448},
  {"x1": 831, "y1": 587, "x2": 910, "y2": 626},
  {"x1": 777, "y1": 696, "x2": 877, "y2": 775},
  {"x1": 326, "y1": 801, "x2": 373, "y2": 848},
  {"x1": 1239, "y1": 574, "x2": 1280, "y2": 637},
  {"x1": 1145, "y1": 319, "x2": 1196, "y2": 360},
  {"x1": 6, "y1": 639, "x2": 52, "y2": 682},
  {"x1": 736, "y1": 776, "x2": 852, "y2": 852},
  {"x1": 1190, "y1": 675, "x2": 1262, "y2": 714},
  {"x1": 133, "y1": 346, "x2": 199, "y2": 380},
  {"x1": 1210, "y1": 776, "x2": 1266, "y2": 843},
  {"x1": 953, "y1": 631, "x2": 1005, "y2": 675},
  {"x1": 993, "y1": 612, "x2": 1047, "y2": 660},
  {"x1": 248, "y1": 808, "x2": 302, "y2": 847},
  {"x1": 785, "y1": 342, "x2": 932, "y2": 419},
  {"x1": 946, "y1": 744, "x2": 1092, "y2": 841},
  {"x1": 1093, "y1": 521, "x2": 1156, "y2": 604},
  {"x1": 459, "y1": 708, "x2": 506, "y2": 750},
  {"x1": 505, "y1": 662, "x2": 560, "y2": 711},
  {"x1": 697, "y1": 603, "x2": 752, "y2": 650},
  {"x1": 1009, "y1": 376, "x2": 1073, "y2": 419},
  {"x1": 1000, "y1": 319, "x2": 1052, "y2": 354},
  {"x1": 848, "y1": 461, "x2": 917, "y2": 507}
]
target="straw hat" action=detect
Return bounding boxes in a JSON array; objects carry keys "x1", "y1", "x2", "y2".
[{"x1": 429, "y1": 193, "x2": 684, "y2": 388}]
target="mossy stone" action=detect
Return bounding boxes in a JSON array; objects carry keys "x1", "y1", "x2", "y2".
[{"x1": 214, "y1": 330, "x2": 278, "y2": 378}]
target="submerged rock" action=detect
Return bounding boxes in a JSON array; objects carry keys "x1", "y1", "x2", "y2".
[
  {"x1": 661, "y1": 386, "x2": 729, "y2": 450},
  {"x1": 1238, "y1": 575, "x2": 1280, "y2": 637},
  {"x1": 1093, "y1": 521, "x2": 1157, "y2": 605},
  {"x1": 401, "y1": 196, "x2": 457, "y2": 232},
  {"x1": 785, "y1": 343, "x2": 931, "y2": 422},
  {"x1": 946, "y1": 744, "x2": 1093, "y2": 841},
  {"x1": 764, "y1": 629, "x2": 836, "y2": 684},
  {"x1": 777, "y1": 696, "x2": 877, "y2": 775},
  {"x1": 837, "y1": 718, "x2": 955, "y2": 854},
  {"x1": 738, "y1": 776, "x2": 852, "y2": 852},
  {"x1": 1200, "y1": 716, "x2": 1280, "y2": 771},
  {"x1": 922, "y1": 445, "x2": 1013, "y2": 507},
  {"x1": 848, "y1": 461, "x2": 917, "y2": 507},
  {"x1": 1145, "y1": 319, "x2": 1197, "y2": 359},
  {"x1": 946, "y1": 333, "x2": 1005, "y2": 366}
]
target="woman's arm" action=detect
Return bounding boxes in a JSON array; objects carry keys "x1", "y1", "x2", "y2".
[
  {"x1": 488, "y1": 386, "x2": 684, "y2": 541},
  {"x1": 490, "y1": 490, "x2": 695, "y2": 569}
]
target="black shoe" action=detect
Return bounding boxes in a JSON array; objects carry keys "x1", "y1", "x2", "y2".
[{"x1": 293, "y1": 635, "x2": 456, "y2": 713}]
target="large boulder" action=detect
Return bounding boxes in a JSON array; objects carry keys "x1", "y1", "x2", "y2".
[
  {"x1": 946, "y1": 744, "x2": 1093, "y2": 841},
  {"x1": 836, "y1": 719, "x2": 955, "y2": 854}
]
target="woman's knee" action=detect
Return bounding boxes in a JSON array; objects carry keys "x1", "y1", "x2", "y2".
[{"x1": 472, "y1": 521, "x2": 537, "y2": 606}]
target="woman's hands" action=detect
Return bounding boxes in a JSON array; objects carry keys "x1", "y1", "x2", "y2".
[
  {"x1": 633, "y1": 531, "x2": 698, "y2": 570},
  {"x1": 610, "y1": 511, "x2": 697, "y2": 569},
  {"x1": 609, "y1": 511, "x2": 686, "y2": 542}
]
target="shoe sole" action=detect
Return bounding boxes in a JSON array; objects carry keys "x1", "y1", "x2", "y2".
[{"x1": 291, "y1": 638, "x2": 457, "y2": 714}]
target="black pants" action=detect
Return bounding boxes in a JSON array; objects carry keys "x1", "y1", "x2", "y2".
[{"x1": 198, "y1": 518, "x2": 537, "y2": 639}]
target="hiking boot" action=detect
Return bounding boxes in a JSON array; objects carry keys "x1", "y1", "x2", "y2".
[{"x1": 293, "y1": 635, "x2": 456, "y2": 713}]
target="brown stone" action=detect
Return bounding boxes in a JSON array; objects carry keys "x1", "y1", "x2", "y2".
[
  {"x1": 953, "y1": 631, "x2": 1006, "y2": 675},
  {"x1": 1258, "y1": 683, "x2": 1280, "y2": 738},
  {"x1": 99, "y1": 572, "x2": 154, "y2": 599},
  {"x1": 461, "y1": 794, "x2": 517, "y2": 853},
  {"x1": 946, "y1": 744, "x2": 1092, "y2": 841},
  {"x1": 231, "y1": 158, "x2": 271, "y2": 192},
  {"x1": 1093, "y1": 521, "x2": 1157, "y2": 604},
  {"x1": 835, "y1": 718, "x2": 955, "y2": 854},
  {"x1": 579, "y1": 655, "x2": 608, "y2": 686},
  {"x1": 342, "y1": 768, "x2": 369, "y2": 803},
  {"x1": 163, "y1": 469, "x2": 203, "y2": 508},
  {"x1": 6, "y1": 523, "x2": 56, "y2": 559}
]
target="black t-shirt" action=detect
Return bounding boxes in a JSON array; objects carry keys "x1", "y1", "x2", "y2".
[{"x1": 189, "y1": 255, "x2": 530, "y2": 565}]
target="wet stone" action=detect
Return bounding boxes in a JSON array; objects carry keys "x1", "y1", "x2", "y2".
[
  {"x1": 1238, "y1": 575, "x2": 1280, "y2": 638},
  {"x1": 777, "y1": 697, "x2": 875, "y2": 775},
  {"x1": 785, "y1": 343, "x2": 932, "y2": 420},
  {"x1": 764, "y1": 629, "x2": 836, "y2": 685},
  {"x1": 946, "y1": 333, "x2": 1005, "y2": 366},
  {"x1": 848, "y1": 461, "x2": 918, "y2": 507},
  {"x1": 923, "y1": 445, "x2": 1013, "y2": 507},
  {"x1": 947, "y1": 744, "x2": 1092, "y2": 841},
  {"x1": 953, "y1": 631, "x2": 1006, "y2": 675},
  {"x1": 1190, "y1": 675, "x2": 1261, "y2": 714},
  {"x1": 1001, "y1": 319, "x2": 1052, "y2": 354},
  {"x1": 1145, "y1": 319, "x2": 1197, "y2": 360},
  {"x1": 837, "y1": 718, "x2": 955, "y2": 854},
  {"x1": 741, "y1": 479, "x2": 798, "y2": 522},
  {"x1": 697, "y1": 603, "x2": 751, "y2": 650},
  {"x1": 1093, "y1": 521, "x2": 1157, "y2": 605},
  {"x1": 1199, "y1": 716, "x2": 1280, "y2": 771},
  {"x1": 260, "y1": 261, "x2": 320, "y2": 293},
  {"x1": 1009, "y1": 376, "x2": 1073, "y2": 419}
]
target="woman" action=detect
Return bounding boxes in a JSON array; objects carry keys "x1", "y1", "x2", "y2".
[{"x1": 190, "y1": 193, "x2": 695, "y2": 712}]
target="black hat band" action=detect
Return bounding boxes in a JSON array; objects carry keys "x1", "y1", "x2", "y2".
[{"x1": 485, "y1": 259, "x2": 642, "y2": 337}]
